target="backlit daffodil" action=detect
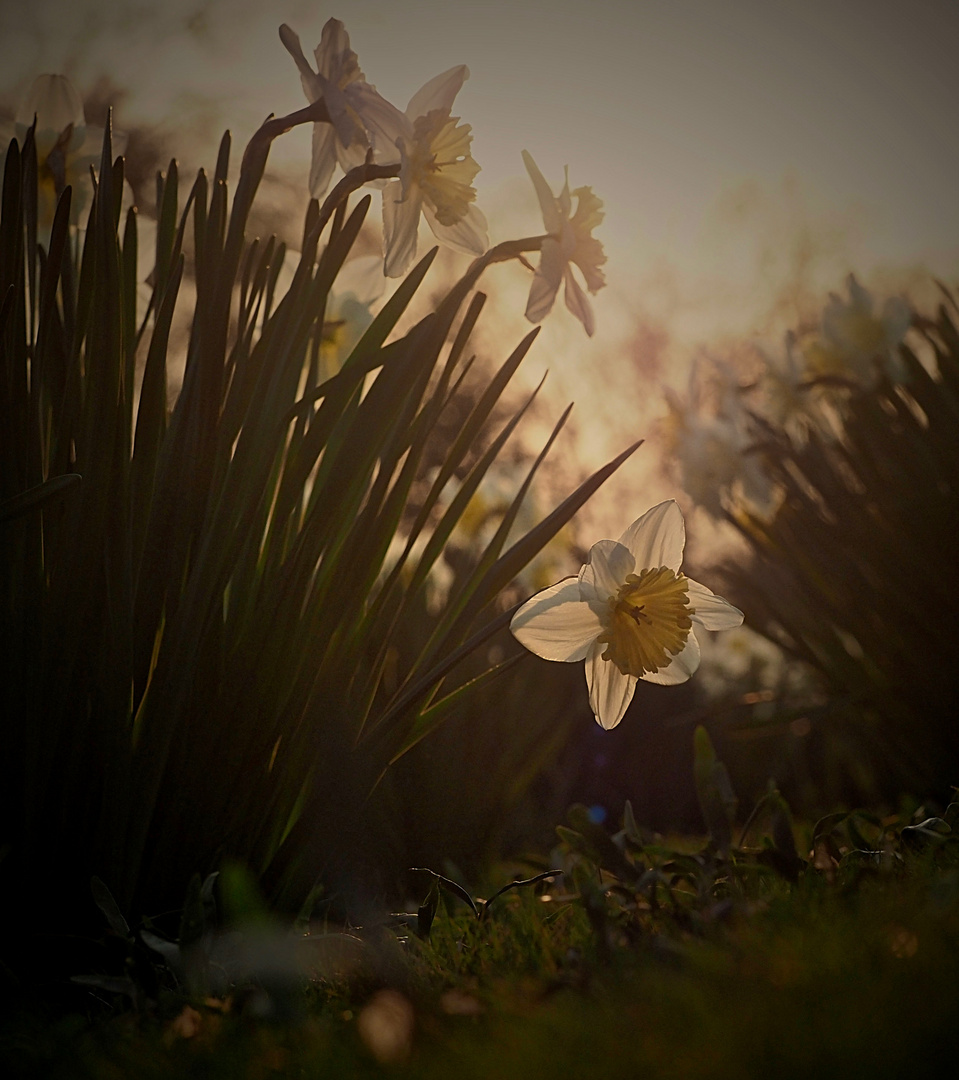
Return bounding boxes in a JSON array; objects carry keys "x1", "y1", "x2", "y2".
[
  {"x1": 510, "y1": 501, "x2": 744, "y2": 730},
  {"x1": 279, "y1": 20, "x2": 404, "y2": 200},
  {"x1": 381, "y1": 66, "x2": 488, "y2": 278},
  {"x1": 522, "y1": 150, "x2": 606, "y2": 337}
]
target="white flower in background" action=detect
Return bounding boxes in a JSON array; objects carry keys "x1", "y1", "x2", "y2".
[
  {"x1": 381, "y1": 65, "x2": 488, "y2": 278},
  {"x1": 319, "y1": 254, "x2": 385, "y2": 373},
  {"x1": 2, "y1": 74, "x2": 126, "y2": 233},
  {"x1": 803, "y1": 274, "x2": 911, "y2": 386},
  {"x1": 522, "y1": 150, "x2": 606, "y2": 337},
  {"x1": 754, "y1": 332, "x2": 815, "y2": 441},
  {"x1": 663, "y1": 363, "x2": 779, "y2": 519},
  {"x1": 510, "y1": 501, "x2": 743, "y2": 730},
  {"x1": 753, "y1": 331, "x2": 845, "y2": 445},
  {"x1": 279, "y1": 20, "x2": 405, "y2": 200}
]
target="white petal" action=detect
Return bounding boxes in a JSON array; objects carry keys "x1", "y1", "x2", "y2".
[
  {"x1": 525, "y1": 271, "x2": 559, "y2": 324},
  {"x1": 586, "y1": 641, "x2": 637, "y2": 729},
  {"x1": 335, "y1": 254, "x2": 387, "y2": 305},
  {"x1": 17, "y1": 74, "x2": 87, "y2": 157},
  {"x1": 334, "y1": 136, "x2": 372, "y2": 179},
  {"x1": 17, "y1": 74, "x2": 84, "y2": 132},
  {"x1": 316, "y1": 72, "x2": 358, "y2": 149},
  {"x1": 641, "y1": 631, "x2": 701, "y2": 686},
  {"x1": 557, "y1": 169, "x2": 572, "y2": 219},
  {"x1": 687, "y1": 579, "x2": 744, "y2": 631},
  {"x1": 382, "y1": 180, "x2": 421, "y2": 278},
  {"x1": 279, "y1": 24, "x2": 323, "y2": 104},
  {"x1": 580, "y1": 539, "x2": 633, "y2": 600},
  {"x1": 617, "y1": 501, "x2": 685, "y2": 572},
  {"x1": 510, "y1": 578, "x2": 603, "y2": 662},
  {"x1": 521, "y1": 150, "x2": 563, "y2": 235},
  {"x1": 563, "y1": 267, "x2": 595, "y2": 336},
  {"x1": 406, "y1": 65, "x2": 468, "y2": 118},
  {"x1": 422, "y1": 202, "x2": 488, "y2": 256},
  {"x1": 346, "y1": 82, "x2": 408, "y2": 158},
  {"x1": 314, "y1": 18, "x2": 353, "y2": 79},
  {"x1": 309, "y1": 122, "x2": 338, "y2": 200},
  {"x1": 525, "y1": 234, "x2": 567, "y2": 323}
]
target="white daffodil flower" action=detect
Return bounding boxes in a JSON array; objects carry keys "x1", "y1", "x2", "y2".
[
  {"x1": 279, "y1": 20, "x2": 405, "y2": 200},
  {"x1": 381, "y1": 65, "x2": 488, "y2": 278},
  {"x1": 521, "y1": 150, "x2": 606, "y2": 337},
  {"x1": 510, "y1": 501, "x2": 743, "y2": 730}
]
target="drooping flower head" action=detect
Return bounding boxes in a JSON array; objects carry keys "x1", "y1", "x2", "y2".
[
  {"x1": 280, "y1": 20, "x2": 404, "y2": 200},
  {"x1": 522, "y1": 150, "x2": 606, "y2": 336},
  {"x1": 381, "y1": 66, "x2": 488, "y2": 277},
  {"x1": 510, "y1": 501, "x2": 743, "y2": 729}
]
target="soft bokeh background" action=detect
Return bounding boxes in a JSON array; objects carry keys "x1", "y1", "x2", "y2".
[
  {"x1": 3, "y1": 0, "x2": 958, "y2": 876},
  {"x1": 3, "y1": 0, "x2": 956, "y2": 530}
]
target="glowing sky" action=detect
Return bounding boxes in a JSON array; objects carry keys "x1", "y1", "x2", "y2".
[{"x1": 2, "y1": 0, "x2": 957, "y2": 525}]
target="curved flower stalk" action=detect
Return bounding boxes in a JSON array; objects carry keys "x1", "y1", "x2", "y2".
[
  {"x1": 521, "y1": 150, "x2": 606, "y2": 336},
  {"x1": 2, "y1": 74, "x2": 126, "y2": 233},
  {"x1": 279, "y1": 20, "x2": 405, "y2": 200},
  {"x1": 802, "y1": 273, "x2": 911, "y2": 387},
  {"x1": 381, "y1": 65, "x2": 488, "y2": 278},
  {"x1": 510, "y1": 501, "x2": 743, "y2": 729}
]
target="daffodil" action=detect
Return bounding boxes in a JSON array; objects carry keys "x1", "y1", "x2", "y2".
[
  {"x1": 521, "y1": 150, "x2": 606, "y2": 336},
  {"x1": 319, "y1": 254, "x2": 385, "y2": 374},
  {"x1": 804, "y1": 274, "x2": 911, "y2": 386},
  {"x1": 2, "y1": 74, "x2": 124, "y2": 235},
  {"x1": 662, "y1": 361, "x2": 779, "y2": 520},
  {"x1": 380, "y1": 66, "x2": 488, "y2": 278},
  {"x1": 279, "y1": 20, "x2": 404, "y2": 200},
  {"x1": 510, "y1": 501, "x2": 743, "y2": 729}
]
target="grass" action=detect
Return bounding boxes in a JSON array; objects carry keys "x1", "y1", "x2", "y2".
[{"x1": 4, "y1": 773, "x2": 957, "y2": 1079}]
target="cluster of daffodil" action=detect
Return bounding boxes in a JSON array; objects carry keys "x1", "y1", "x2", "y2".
[
  {"x1": 280, "y1": 19, "x2": 747, "y2": 732},
  {"x1": 662, "y1": 274, "x2": 913, "y2": 520},
  {"x1": 280, "y1": 18, "x2": 607, "y2": 335}
]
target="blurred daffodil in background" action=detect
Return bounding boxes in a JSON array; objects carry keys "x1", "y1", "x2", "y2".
[
  {"x1": 1, "y1": 73, "x2": 126, "y2": 235},
  {"x1": 521, "y1": 150, "x2": 607, "y2": 336},
  {"x1": 318, "y1": 253, "x2": 386, "y2": 374},
  {"x1": 510, "y1": 501, "x2": 743, "y2": 729},
  {"x1": 802, "y1": 273, "x2": 911, "y2": 386},
  {"x1": 662, "y1": 358, "x2": 780, "y2": 520}
]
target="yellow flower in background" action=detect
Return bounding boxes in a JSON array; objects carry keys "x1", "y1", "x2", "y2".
[
  {"x1": 381, "y1": 65, "x2": 488, "y2": 278},
  {"x1": 522, "y1": 150, "x2": 606, "y2": 337},
  {"x1": 510, "y1": 501, "x2": 743, "y2": 729},
  {"x1": 280, "y1": 20, "x2": 405, "y2": 200}
]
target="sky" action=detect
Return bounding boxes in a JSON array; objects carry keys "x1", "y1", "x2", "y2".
[{"x1": 2, "y1": 0, "x2": 957, "y2": 535}]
